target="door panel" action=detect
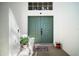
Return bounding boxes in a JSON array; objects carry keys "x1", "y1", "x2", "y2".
[
  {"x1": 35, "y1": 17, "x2": 41, "y2": 43},
  {"x1": 28, "y1": 16, "x2": 36, "y2": 38},
  {"x1": 28, "y1": 16, "x2": 53, "y2": 43},
  {"x1": 41, "y1": 16, "x2": 53, "y2": 43},
  {"x1": 28, "y1": 16, "x2": 41, "y2": 43}
]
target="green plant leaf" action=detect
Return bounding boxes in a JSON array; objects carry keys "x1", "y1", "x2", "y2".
[{"x1": 20, "y1": 37, "x2": 29, "y2": 45}]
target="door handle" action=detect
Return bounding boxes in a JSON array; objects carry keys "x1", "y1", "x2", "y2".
[{"x1": 41, "y1": 28, "x2": 43, "y2": 36}]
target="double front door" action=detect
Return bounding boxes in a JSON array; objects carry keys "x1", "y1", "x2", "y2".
[{"x1": 28, "y1": 16, "x2": 53, "y2": 43}]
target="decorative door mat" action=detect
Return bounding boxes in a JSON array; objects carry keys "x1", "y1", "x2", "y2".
[{"x1": 34, "y1": 46, "x2": 49, "y2": 51}]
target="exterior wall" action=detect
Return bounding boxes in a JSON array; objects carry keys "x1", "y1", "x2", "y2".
[
  {"x1": 0, "y1": 3, "x2": 9, "y2": 56},
  {"x1": 53, "y1": 2, "x2": 79, "y2": 56},
  {"x1": 9, "y1": 8, "x2": 20, "y2": 56}
]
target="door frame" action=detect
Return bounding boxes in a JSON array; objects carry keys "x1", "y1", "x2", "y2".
[{"x1": 28, "y1": 16, "x2": 54, "y2": 44}]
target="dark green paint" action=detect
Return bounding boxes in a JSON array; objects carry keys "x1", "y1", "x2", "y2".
[{"x1": 28, "y1": 16, "x2": 53, "y2": 43}]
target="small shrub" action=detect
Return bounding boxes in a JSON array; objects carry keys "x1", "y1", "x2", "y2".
[{"x1": 20, "y1": 37, "x2": 28, "y2": 45}]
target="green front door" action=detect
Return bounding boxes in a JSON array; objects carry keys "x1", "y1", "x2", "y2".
[{"x1": 28, "y1": 16, "x2": 53, "y2": 43}]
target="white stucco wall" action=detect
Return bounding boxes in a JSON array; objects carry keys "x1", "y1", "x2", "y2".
[
  {"x1": 9, "y1": 8, "x2": 20, "y2": 56},
  {"x1": 0, "y1": 3, "x2": 9, "y2": 56},
  {"x1": 9, "y1": 2, "x2": 28, "y2": 36},
  {"x1": 53, "y1": 2, "x2": 79, "y2": 56}
]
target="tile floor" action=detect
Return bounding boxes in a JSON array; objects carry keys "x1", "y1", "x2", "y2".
[{"x1": 33, "y1": 43, "x2": 69, "y2": 56}]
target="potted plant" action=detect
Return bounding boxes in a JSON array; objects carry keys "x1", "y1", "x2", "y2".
[
  {"x1": 55, "y1": 42, "x2": 61, "y2": 49},
  {"x1": 20, "y1": 36, "x2": 29, "y2": 48}
]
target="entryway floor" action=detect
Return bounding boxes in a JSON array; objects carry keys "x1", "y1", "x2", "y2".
[{"x1": 33, "y1": 43, "x2": 69, "y2": 56}]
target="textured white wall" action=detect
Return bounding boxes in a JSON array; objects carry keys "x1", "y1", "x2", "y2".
[
  {"x1": 53, "y1": 2, "x2": 79, "y2": 56},
  {"x1": 9, "y1": 3, "x2": 28, "y2": 36},
  {"x1": 9, "y1": 8, "x2": 20, "y2": 56},
  {"x1": 0, "y1": 3, "x2": 9, "y2": 56}
]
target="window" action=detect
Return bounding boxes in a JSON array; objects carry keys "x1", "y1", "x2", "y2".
[{"x1": 28, "y1": 2, "x2": 53, "y2": 10}]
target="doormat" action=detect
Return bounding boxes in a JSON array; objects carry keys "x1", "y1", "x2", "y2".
[{"x1": 34, "y1": 46, "x2": 48, "y2": 51}]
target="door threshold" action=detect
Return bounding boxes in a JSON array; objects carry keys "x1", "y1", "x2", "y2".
[{"x1": 35, "y1": 43, "x2": 53, "y2": 46}]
